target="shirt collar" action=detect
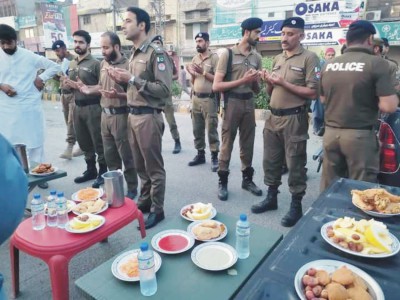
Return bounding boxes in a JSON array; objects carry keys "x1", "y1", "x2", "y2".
[
  {"x1": 196, "y1": 49, "x2": 212, "y2": 60},
  {"x1": 344, "y1": 47, "x2": 373, "y2": 55},
  {"x1": 109, "y1": 55, "x2": 127, "y2": 65},
  {"x1": 283, "y1": 45, "x2": 304, "y2": 58},
  {"x1": 75, "y1": 52, "x2": 93, "y2": 62}
]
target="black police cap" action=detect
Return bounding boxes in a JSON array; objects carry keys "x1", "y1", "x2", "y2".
[
  {"x1": 151, "y1": 35, "x2": 163, "y2": 45},
  {"x1": 52, "y1": 40, "x2": 66, "y2": 50},
  {"x1": 241, "y1": 18, "x2": 263, "y2": 31},
  {"x1": 194, "y1": 32, "x2": 209, "y2": 41},
  {"x1": 281, "y1": 17, "x2": 305, "y2": 30},
  {"x1": 348, "y1": 20, "x2": 376, "y2": 35}
]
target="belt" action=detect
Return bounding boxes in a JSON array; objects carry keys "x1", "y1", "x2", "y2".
[
  {"x1": 129, "y1": 106, "x2": 162, "y2": 115},
  {"x1": 326, "y1": 125, "x2": 373, "y2": 130},
  {"x1": 102, "y1": 107, "x2": 128, "y2": 115},
  {"x1": 229, "y1": 92, "x2": 253, "y2": 100},
  {"x1": 61, "y1": 90, "x2": 72, "y2": 95},
  {"x1": 270, "y1": 105, "x2": 307, "y2": 117},
  {"x1": 193, "y1": 91, "x2": 215, "y2": 98},
  {"x1": 75, "y1": 99, "x2": 100, "y2": 107}
]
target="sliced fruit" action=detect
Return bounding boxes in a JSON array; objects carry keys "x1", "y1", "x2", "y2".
[
  {"x1": 335, "y1": 228, "x2": 366, "y2": 243},
  {"x1": 191, "y1": 210, "x2": 211, "y2": 220},
  {"x1": 364, "y1": 224, "x2": 392, "y2": 253}
]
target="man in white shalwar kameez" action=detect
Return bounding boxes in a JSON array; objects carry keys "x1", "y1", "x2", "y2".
[{"x1": 0, "y1": 24, "x2": 61, "y2": 168}]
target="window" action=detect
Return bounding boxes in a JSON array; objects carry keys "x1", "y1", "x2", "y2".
[
  {"x1": 185, "y1": 11, "x2": 195, "y2": 20},
  {"x1": 200, "y1": 23, "x2": 208, "y2": 32},
  {"x1": 186, "y1": 24, "x2": 193, "y2": 40},
  {"x1": 285, "y1": 10, "x2": 293, "y2": 18},
  {"x1": 83, "y1": 15, "x2": 91, "y2": 25},
  {"x1": 200, "y1": 10, "x2": 208, "y2": 17},
  {"x1": 268, "y1": 12, "x2": 274, "y2": 18}
]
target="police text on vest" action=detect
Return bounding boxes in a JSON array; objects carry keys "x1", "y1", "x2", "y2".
[{"x1": 325, "y1": 62, "x2": 365, "y2": 72}]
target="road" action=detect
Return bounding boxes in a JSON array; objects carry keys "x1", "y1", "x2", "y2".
[{"x1": 0, "y1": 100, "x2": 323, "y2": 299}]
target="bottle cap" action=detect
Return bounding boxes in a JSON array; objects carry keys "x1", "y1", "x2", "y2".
[
  {"x1": 140, "y1": 242, "x2": 149, "y2": 251},
  {"x1": 57, "y1": 192, "x2": 64, "y2": 197},
  {"x1": 240, "y1": 214, "x2": 247, "y2": 221},
  {"x1": 33, "y1": 194, "x2": 41, "y2": 199},
  {"x1": 50, "y1": 190, "x2": 57, "y2": 195}
]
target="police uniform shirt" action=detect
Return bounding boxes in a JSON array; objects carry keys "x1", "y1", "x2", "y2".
[
  {"x1": 270, "y1": 45, "x2": 320, "y2": 109},
  {"x1": 69, "y1": 54, "x2": 101, "y2": 101},
  {"x1": 127, "y1": 39, "x2": 172, "y2": 109},
  {"x1": 216, "y1": 45, "x2": 262, "y2": 94},
  {"x1": 192, "y1": 50, "x2": 218, "y2": 94},
  {"x1": 320, "y1": 47, "x2": 396, "y2": 129},
  {"x1": 99, "y1": 57, "x2": 129, "y2": 108}
]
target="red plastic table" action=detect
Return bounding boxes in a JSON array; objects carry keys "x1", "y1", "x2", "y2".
[{"x1": 10, "y1": 198, "x2": 146, "y2": 300}]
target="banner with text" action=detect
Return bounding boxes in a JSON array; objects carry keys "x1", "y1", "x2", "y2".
[
  {"x1": 374, "y1": 22, "x2": 400, "y2": 46},
  {"x1": 302, "y1": 28, "x2": 347, "y2": 46},
  {"x1": 41, "y1": 3, "x2": 67, "y2": 49},
  {"x1": 260, "y1": 20, "x2": 283, "y2": 42}
]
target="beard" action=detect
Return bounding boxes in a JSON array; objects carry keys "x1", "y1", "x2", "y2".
[
  {"x1": 104, "y1": 50, "x2": 118, "y2": 62},
  {"x1": 196, "y1": 46, "x2": 206, "y2": 53},
  {"x1": 3, "y1": 47, "x2": 17, "y2": 55},
  {"x1": 248, "y1": 38, "x2": 258, "y2": 47},
  {"x1": 75, "y1": 47, "x2": 87, "y2": 55}
]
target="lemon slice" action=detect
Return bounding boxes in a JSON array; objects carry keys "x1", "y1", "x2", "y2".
[
  {"x1": 334, "y1": 228, "x2": 366, "y2": 243},
  {"x1": 364, "y1": 224, "x2": 392, "y2": 253},
  {"x1": 191, "y1": 210, "x2": 211, "y2": 220},
  {"x1": 70, "y1": 219, "x2": 91, "y2": 230}
]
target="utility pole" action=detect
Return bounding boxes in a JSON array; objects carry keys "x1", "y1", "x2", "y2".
[
  {"x1": 150, "y1": 0, "x2": 165, "y2": 37},
  {"x1": 112, "y1": 0, "x2": 116, "y2": 32}
]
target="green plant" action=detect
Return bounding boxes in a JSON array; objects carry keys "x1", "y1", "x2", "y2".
[
  {"x1": 255, "y1": 56, "x2": 274, "y2": 109},
  {"x1": 171, "y1": 80, "x2": 182, "y2": 97}
]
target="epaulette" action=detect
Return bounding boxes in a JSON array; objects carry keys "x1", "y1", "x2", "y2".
[{"x1": 148, "y1": 42, "x2": 165, "y2": 55}]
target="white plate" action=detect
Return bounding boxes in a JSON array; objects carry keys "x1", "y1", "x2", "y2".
[
  {"x1": 111, "y1": 249, "x2": 162, "y2": 282},
  {"x1": 180, "y1": 204, "x2": 217, "y2": 222},
  {"x1": 72, "y1": 201, "x2": 108, "y2": 215},
  {"x1": 71, "y1": 188, "x2": 104, "y2": 202},
  {"x1": 151, "y1": 229, "x2": 195, "y2": 254},
  {"x1": 294, "y1": 259, "x2": 385, "y2": 300},
  {"x1": 191, "y1": 242, "x2": 238, "y2": 271},
  {"x1": 29, "y1": 167, "x2": 58, "y2": 176},
  {"x1": 321, "y1": 221, "x2": 400, "y2": 258},
  {"x1": 352, "y1": 200, "x2": 400, "y2": 218},
  {"x1": 44, "y1": 200, "x2": 76, "y2": 216},
  {"x1": 187, "y1": 220, "x2": 228, "y2": 242},
  {"x1": 65, "y1": 214, "x2": 105, "y2": 233}
]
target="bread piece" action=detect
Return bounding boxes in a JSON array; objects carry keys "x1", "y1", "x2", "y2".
[
  {"x1": 201, "y1": 220, "x2": 218, "y2": 228},
  {"x1": 347, "y1": 273, "x2": 368, "y2": 291},
  {"x1": 347, "y1": 286, "x2": 372, "y2": 300},
  {"x1": 332, "y1": 266, "x2": 354, "y2": 285},
  {"x1": 326, "y1": 282, "x2": 349, "y2": 300},
  {"x1": 315, "y1": 269, "x2": 330, "y2": 286},
  {"x1": 193, "y1": 225, "x2": 221, "y2": 240}
]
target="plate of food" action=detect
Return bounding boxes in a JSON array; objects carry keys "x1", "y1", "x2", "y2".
[
  {"x1": 151, "y1": 229, "x2": 195, "y2": 254},
  {"x1": 65, "y1": 213, "x2": 105, "y2": 233},
  {"x1": 191, "y1": 242, "x2": 237, "y2": 271},
  {"x1": 71, "y1": 188, "x2": 103, "y2": 202},
  {"x1": 187, "y1": 220, "x2": 227, "y2": 242},
  {"x1": 111, "y1": 249, "x2": 162, "y2": 282},
  {"x1": 29, "y1": 163, "x2": 58, "y2": 176},
  {"x1": 295, "y1": 259, "x2": 384, "y2": 300},
  {"x1": 351, "y1": 188, "x2": 400, "y2": 218},
  {"x1": 72, "y1": 199, "x2": 108, "y2": 215},
  {"x1": 321, "y1": 217, "x2": 400, "y2": 258},
  {"x1": 180, "y1": 202, "x2": 217, "y2": 221},
  {"x1": 44, "y1": 199, "x2": 76, "y2": 215}
]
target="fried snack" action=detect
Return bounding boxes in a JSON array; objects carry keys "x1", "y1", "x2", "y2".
[
  {"x1": 332, "y1": 266, "x2": 354, "y2": 286},
  {"x1": 347, "y1": 286, "x2": 373, "y2": 300},
  {"x1": 352, "y1": 188, "x2": 400, "y2": 213},
  {"x1": 31, "y1": 163, "x2": 54, "y2": 174},
  {"x1": 192, "y1": 221, "x2": 225, "y2": 240},
  {"x1": 326, "y1": 282, "x2": 349, "y2": 300},
  {"x1": 120, "y1": 256, "x2": 139, "y2": 278},
  {"x1": 315, "y1": 269, "x2": 330, "y2": 286},
  {"x1": 351, "y1": 274, "x2": 368, "y2": 290},
  {"x1": 73, "y1": 199, "x2": 106, "y2": 214},
  {"x1": 77, "y1": 188, "x2": 100, "y2": 201}
]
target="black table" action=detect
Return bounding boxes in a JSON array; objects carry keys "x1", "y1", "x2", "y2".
[
  {"x1": 235, "y1": 178, "x2": 400, "y2": 299},
  {"x1": 27, "y1": 167, "x2": 67, "y2": 192}
]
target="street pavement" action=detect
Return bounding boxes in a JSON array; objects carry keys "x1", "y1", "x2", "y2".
[{"x1": 0, "y1": 99, "x2": 323, "y2": 299}]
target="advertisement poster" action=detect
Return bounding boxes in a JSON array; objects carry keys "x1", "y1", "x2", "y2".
[
  {"x1": 260, "y1": 20, "x2": 283, "y2": 42},
  {"x1": 41, "y1": 3, "x2": 67, "y2": 49},
  {"x1": 302, "y1": 28, "x2": 347, "y2": 46},
  {"x1": 374, "y1": 22, "x2": 400, "y2": 46}
]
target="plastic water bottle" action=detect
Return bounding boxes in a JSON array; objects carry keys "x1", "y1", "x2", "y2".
[
  {"x1": 31, "y1": 194, "x2": 45, "y2": 231},
  {"x1": 138, "y1": 242, "x2": 157, "y2": 296},
  {"x1": 47, "y1": 190, "x2": 58, "y2": 227},
  {"x1": 236, "y1": 214, "x2": 250, "y2": 259},
  {"x1": 56, "y1": 192, "x2": 69, "y2": 228}
]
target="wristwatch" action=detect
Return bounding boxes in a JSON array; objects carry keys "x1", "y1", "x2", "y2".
[{"x1": 129, "y1": 75, "x2": 136, "y2": 85}]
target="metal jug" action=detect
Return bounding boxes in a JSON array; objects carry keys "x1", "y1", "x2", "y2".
[
  {"x1": 13, "y1": 144, "x2": 30, "y2": 173},
  {"x1": 102, "y1": 170, "x2": 125, "y2": 207}
]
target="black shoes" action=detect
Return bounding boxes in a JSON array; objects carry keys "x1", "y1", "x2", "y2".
[
  {"x1": 74, "y1": 169, "x2": 97, "y2": 184},
  {"x1": 241, "y1": 167, "x2": 262, "y2": 196},
  {"x1": 173, "y1": 139, "x2": 181, "y2": 154},
  {"x1": 143, "y1": 212, "x2": 165, "y2": 229},
  {"x1": 217, "y1": 170, "x2": 229, "y2": 201},
  {"x1": 251, "y1": 188, "x2": 278, "y2": 214},
  {"x1": 127, "y1": 189, "x2": 138, "y2": 200},
  {"x1": 92, "y1": 163, "x2": 107, "y2": 188},
  {"x1": 137, "y1": 202, "x2": 151, "y2": 213},
  {"x1": 281, "y1": 198, "x2": 303, "y2": 227},
  {"x1": 211, "y1": 152, "x2": 218, "y2": 172},
  {"x1": 38, "y1": 182, "x2": 49, "y2": 189},
  {"x1": 188, "y1": 150, "x2": 205, "y2": 166}
]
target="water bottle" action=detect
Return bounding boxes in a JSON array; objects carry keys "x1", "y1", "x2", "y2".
[
  {"x1": 31, "y1": 194, "x2": 45, "y2": 231},
  {"x1": 47, "y1": 190, "x2": 57, "y2": 227},
  {"x1": 56, "y1": 192, "x2": 69, "y2": 228},
  {"x1": 236, "y1": 214, "x2": 250, "y2": 259},
  {"x1": 138, "y1": 242, "x2": 157, "y2": 296}
]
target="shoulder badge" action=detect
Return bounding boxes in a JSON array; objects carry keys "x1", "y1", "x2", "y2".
[
  {"x1": 315, "y1": 66, "x2": 321, "y2": 80},
  {"x1": 158, "y1": 63, "x2": 166, "y2": 71}
]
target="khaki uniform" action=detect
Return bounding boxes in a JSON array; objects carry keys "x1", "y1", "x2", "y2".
[
  {"x1": 191, "y1": 50, "x2": 220, "y2": 152},
  {"x1": 320, "y1": 47, "x2": 396, "y2": 191},
  {"x1": 217, "y1": 46, "x2": 261, "y2": 171},
  {"x1": 69, "y1": 54, "x2": 105, "y2": 164},
  {"x1": 127, "y1": 40, "x2": 172, "y2": 213},
  {"x1": 99, "y1": 57, "x2": 138, "y2": 192},
  {"x1": 163, "y1": 55, "x2": 179, "y2": 140},
  {"x1": 264, "y1": 46, "x2": 319, "y2": 196},
  {"x1": 58, "y1": 53, "x2": 76, "y2": 145}
]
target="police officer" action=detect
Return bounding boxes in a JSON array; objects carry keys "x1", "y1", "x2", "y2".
[
  {"x1": 108, "y1": 7, "x2": 172, "y2": 229},
  {"x1": 252, "y1": 17, "x2": 320, "y2": 227},
  {"x1": 77, "y1": 32, "x2": 139, "y2": 200},
  {"x1": 186, "y1": 32, "x2": 219, "y2": 172},
  {"x1": 64, "y1": 30, "x2": 107, "y2": 188},
  {"x1": 320, "y1": 20, "x2": 398, "y2": 191},
  {"x1": 52, "y1": 40, "x2": 83, "y2": 160},
  {"x1": 213, "y1": 17, "x2": 263, "y2": 201},
  {"x1": 151, "y1": 35, "x2": 182, "y2": 154},
  {"x1": 373, "y1": 38, "x2": 398, "y2": 88},
  {"x1": 381, "y1": 37, "x2": 398, "y2": 67}
]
